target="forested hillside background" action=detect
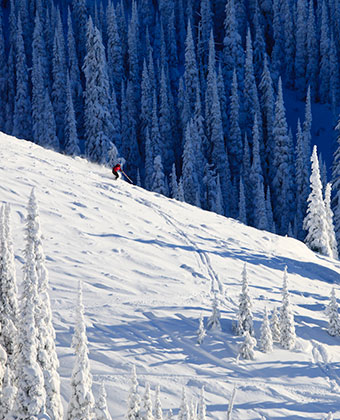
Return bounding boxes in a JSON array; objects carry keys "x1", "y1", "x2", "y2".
[{"x1": 2, "y1": 0, "x2": 340, "y2": 245}]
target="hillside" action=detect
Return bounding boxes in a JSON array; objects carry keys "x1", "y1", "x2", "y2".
[{"x1": 1, "y1": 132, "x2": 340, "y2": 419}]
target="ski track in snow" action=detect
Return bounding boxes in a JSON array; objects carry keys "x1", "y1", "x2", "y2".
[{"x1": 135, "y1": 196, "x2": 224, "y2": 296}]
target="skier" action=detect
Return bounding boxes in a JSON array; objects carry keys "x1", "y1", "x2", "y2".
[{"x1": 112, "y1": 163, "x2": 122, "y2": 180}]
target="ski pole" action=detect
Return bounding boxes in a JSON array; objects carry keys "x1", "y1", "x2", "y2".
[{"x1": 122, "y1": 170, "x2": 133, "y2": 184}]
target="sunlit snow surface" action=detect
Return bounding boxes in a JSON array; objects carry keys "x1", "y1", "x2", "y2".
[{"x1": 1, "y1": 133, "x2": 340, "y2": 419}]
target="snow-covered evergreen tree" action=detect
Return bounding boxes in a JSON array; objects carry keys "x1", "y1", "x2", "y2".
[
  {"x1": 206, "y1": 294, "x2": 221, "y2": 331},
  {"x1": 319, "y1": 1, "x2": 331, "y2": 103},
  {"x1": 0, "y1": 364, "x2": 16, "y2": 417},
  {"x1": 271, "y1": 0, "x2": 284, "y2": 82},
  {"x1": 67, "y1": 7, "x2": 83, "y2": 137},
  {"x1": 279, "y1": 266, "x2": 296, "y2": 350},
  {"x1": 13, "y1": 15, "x2": 31, "y2": 139},
  {"x1": 197, "y1": 0, "x2": 212, "y2": 79},
  {"x1": 325, "y1": 288, "x2": 340, "y2": 336},
  {"x1": 197, "y1": 386, "x2": 206, "y2": 420},
  {"x1": 107, "y1": 2, "x2": 123, "y2": 101},
  {"x1": 154, "y1": 385, "x2": 163, "y2": 420},
  {"x1": 177, "y1": 178, "x2": 185, "y2": 202},
  {"x1": 236, "y1": 264, "x2": 254, "y2": 336},
  {"x1": 197, "y1": 313, "x2": 206, "y2": 345},
  {"x1": 25, "y1": 189, "x2": 63, "y2": 420},
  {"x1": 41, "y1": 90, "x2": 60, "y2": 151},
  {"x1": 31, "y1": 52, "x2": 45, "y2": 147},
  {"x1": 259, "y1": 55, "x2": 274, "y2": 180},
  {"x1": 205, "y1": 31, "x2": 228, "y2": 213},
  {"x1": 189, "y1": 400, "x2": 197, "y2": 420},
  {"x1": 306, "y1": 0, "x2": 318, "y2": 98},
  {"x1": 127, "y1": 1, "x2": 140, "y2": 91},
  {"x1": 282, "y1": 0, "x2": 295, "y2": 87},
  {"x1": 64, "y1": 72, "x2": 80, "y2": 156},
  {"x1": 184, "y1": 19, "x2": 199, "y2": 117},
  {"x1": 127, "y1": 365, "x2": 141, "y2": 420},
  {"x1": 150, "y1": 92, "x2": 162, "y2": 161},
  {"x1": 239, "y1": 331, "x2": 257, "y2": 360},
  {"x1": 238, "y1": 177, "x2": 247, "y2": 224},
  {"x1": 66, "y1": 280, "x2": 95, "y2": 420},
  {"x1": 303, "y1": 146, "x2": 332, "y2": 256},
  {"x1": 265, "y1": 186, "x2": 275, "y2": 233},
  {"x1": 178, "y1": 388, "x2": 190, "y2": 420},
  {"x1": 0, "y1": 9, "x2": 7, "y2": 131},
  {"x1": 324, "y1": 183, "x2": 338, "y2": 259},
  {"x1": 83, "y1": 17, "x2": 114, "y2": 164},
  {"x1": 332, "y1": 116, "x2": 340, "y2": 255},
  {"x1": 243, "y1": 29, "x2": 262, "y2": 140},
  {"x1": 94, "y1": 382, "x2": 112, "y2": 420},
  {"x1": 170, "y1": 164, "x2": 178, "y2": 199},
  {"x1": 11, "y1": 193, "x2": 46, "y2": 419},
  {"x1": 182, "y1": 122, "x2": 198, "y2": 205},
  {"x1": 142, "y1": 383, "x2": 154, "y2": 420},
  {"x1": 253, "y1": 1, "x2": 266, "y2": 83},
  {"x1": 259, "y1": 308, "x2": 273, "y2": 352},
  {"x1": 0, "y1": 204, "x2": 18, "y2": 419},
  {"x1": 72, "y1": 0, "x2": 87, "y2": 63},
  {"x1": 223, "y1": 0, "x2": 244, "y2": 90},
  {"x1": 295, "y1": 0, "x2": 307, "y2": 94},
  {"x1": 270, "y1": 307, "x2": 281, "y2": 342},
  {"x1": 141, "y1": 60, "x2": 153, "y2": 144},
  {"x1": 0, "y1": 204, "x2": 18, "y2": 369},
  {"x1": 159, "y1": 66, "x2": 174, "y2": 174},
  {"x1": 51, "y1": 12, "x2": 67, "y2": 145},
  {"x1": 228, "y1": 69, "x2": 242, "y2": 180},
  {"x1": 152, "y1": 155, "x2": 168, "y2": 196},
  {"x1": 226, "y1": 387, "x2": 237, "y2": 420},
  {"x1": 295, "y1": 119, "x2": 308, "y2": 240},
  {"x1": 272, "y1": 78, "x2": 294, "y2": 235}
]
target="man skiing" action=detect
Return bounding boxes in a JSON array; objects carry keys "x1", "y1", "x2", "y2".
[{"x1": 112, "y1": 163, "x2": 122, "y2": 180}]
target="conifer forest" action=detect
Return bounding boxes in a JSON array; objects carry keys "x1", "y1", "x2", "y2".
[{"x1": 3, "y1": 0, "x2": 340, "y2": 247}]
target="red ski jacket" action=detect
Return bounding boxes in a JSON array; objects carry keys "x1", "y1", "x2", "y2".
[{"x1": 112, "y1": 164, "x2": 121, "y2": 173}]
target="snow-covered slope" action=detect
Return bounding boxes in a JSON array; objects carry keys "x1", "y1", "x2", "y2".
[{"x1": 1, "y1": 133, "x2": 340, "y2": 419}]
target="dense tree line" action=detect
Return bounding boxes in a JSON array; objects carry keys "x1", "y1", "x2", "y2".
[{"x1": 3, "y1": 0, "x2": 340, "y2": 249}]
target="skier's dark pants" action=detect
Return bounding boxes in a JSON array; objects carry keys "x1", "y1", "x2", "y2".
[{"x1": 113, "y1": 171, "x2": 119, "y2": 180}]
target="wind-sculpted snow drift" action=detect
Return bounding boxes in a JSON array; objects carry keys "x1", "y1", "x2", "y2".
[{"x1": 0, "y1": 133, "x2": 340, "y2": 419}]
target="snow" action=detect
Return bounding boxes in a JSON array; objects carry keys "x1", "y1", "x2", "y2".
[{"x1": 1, "y1": 133, "x2": 340, "y2": 419}]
